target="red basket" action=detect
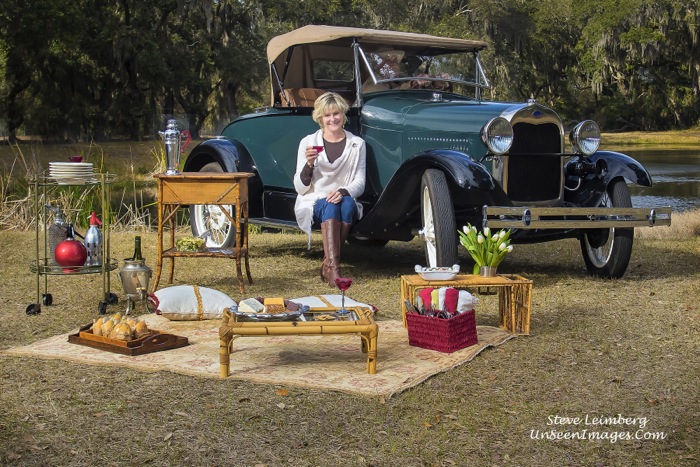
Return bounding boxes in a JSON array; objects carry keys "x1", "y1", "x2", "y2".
[{"x1": 406, "y1": 309, "x2": 478, "y2": 353}]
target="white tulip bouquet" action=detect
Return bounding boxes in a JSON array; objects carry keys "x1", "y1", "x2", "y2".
[{"x1": 458, "y1": 224, "x2": 513, "y2": 274}]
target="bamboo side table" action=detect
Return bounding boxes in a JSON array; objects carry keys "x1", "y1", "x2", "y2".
[
  {"x1": 400, "y1": 274, "x2": 532, "y2": 335},
  {"x1": 152, "y1": 173, "x2": 254, "y2": 293},
  {"x1": 219, "y1": 306, "x2": 379, "y2": 377}
]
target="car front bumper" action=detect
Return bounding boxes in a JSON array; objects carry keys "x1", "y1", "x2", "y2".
[{"x1": 483, "y1": 206, "x2": 672, "y2": 230}]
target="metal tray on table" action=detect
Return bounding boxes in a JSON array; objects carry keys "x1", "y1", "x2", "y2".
[{"x1": 228, "y1": 303, "x2": 310, "y2": 322}]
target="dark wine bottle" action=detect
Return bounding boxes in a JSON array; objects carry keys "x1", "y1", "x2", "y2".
[{"x1": 132, "y1": 236, "x2": 143, "y2": 261}]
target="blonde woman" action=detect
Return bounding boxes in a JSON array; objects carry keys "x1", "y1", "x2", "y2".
[{"x1": 293, "y1": 92, "x2": 366, "y2": 286}]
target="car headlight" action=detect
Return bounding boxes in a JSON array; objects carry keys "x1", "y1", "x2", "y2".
[
  {"x1": 569, "y1": 120, "x2": 600, "y2": 156},
  {"x1": 481, "y1": 117, "x2": 513, "y2": 155}
]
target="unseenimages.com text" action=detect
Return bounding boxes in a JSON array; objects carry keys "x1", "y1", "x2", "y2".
[
  {"x1": 530, "y1": 429, "x2": 667, "y2": 443},
  {"x1": 529, "y1": 414, "x2": 668, "y2": 443}
]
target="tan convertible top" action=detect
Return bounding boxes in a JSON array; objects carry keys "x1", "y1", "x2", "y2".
[{"x1": 267, "y1": 25, "x2": 488, "y2": 65}]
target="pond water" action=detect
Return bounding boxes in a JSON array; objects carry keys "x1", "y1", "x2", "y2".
[{"x1": 603, "y1": 144, "x2": 700, "y2": 212}]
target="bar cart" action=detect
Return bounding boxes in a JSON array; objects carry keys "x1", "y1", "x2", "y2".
[{"x1": 27, "y1": 170, "x2": 119, "y2": 315}]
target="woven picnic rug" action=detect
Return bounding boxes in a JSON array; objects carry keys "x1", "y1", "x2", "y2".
[{"x1": 4, "y1": 313, "x2": 514, "y2": 398}]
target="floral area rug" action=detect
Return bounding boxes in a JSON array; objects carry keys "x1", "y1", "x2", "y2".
[{"x1": 4, "y1": 310, "x2": 514, "y2": 398}]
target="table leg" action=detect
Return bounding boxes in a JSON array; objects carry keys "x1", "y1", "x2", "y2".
[
  {"x1": 152, "y1": 191, "x2": 164, "y2": 292},
  {"x1": 219, "y1": 315, "x2": 233, "y2": 378},
  {"x1": 363, "y1": 326, "x2": 378, "y2": 374},
  {"x1": 400, "y1": 280, "x2": 410, "y2": 327},
  {"x1": 235, "y1": 256, "x2": 245, "y2": 294},
  {"x1": 512, "y1": 282, "x2": 532, "y2": 335},
  {"x1": 168, "y1": 209, "x2": 175, "y2": 283}
]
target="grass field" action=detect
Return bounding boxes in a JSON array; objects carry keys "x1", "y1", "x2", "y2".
[
  {"x1": 1, "y1": 228, "x2": 698, "y2": 466},
  {"x1": 1, "y1": 131, "x2": 699, "y2": 465}
]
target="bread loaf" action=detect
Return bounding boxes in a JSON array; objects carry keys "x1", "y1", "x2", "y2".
[{"x1": 263, "y1": 297, "x2": 286, "y2": 314}]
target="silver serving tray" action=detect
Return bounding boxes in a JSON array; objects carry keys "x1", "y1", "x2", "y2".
[{"x1": 229, "y1": 303, "x2": 310, "y2": 322}]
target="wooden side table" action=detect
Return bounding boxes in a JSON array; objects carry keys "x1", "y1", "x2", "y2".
[
  {"x1": 152, "y1": 173, "x2": 254, "y2": 293},
  {"x1": 400, "y1": 274, "x2": 532, "y2": 335}
]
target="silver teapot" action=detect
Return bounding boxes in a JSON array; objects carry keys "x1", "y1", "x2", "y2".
[{"x1": 118, "y1": 259, "x2": 152, "y2": 314}]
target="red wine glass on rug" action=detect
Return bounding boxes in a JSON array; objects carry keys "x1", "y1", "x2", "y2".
[{"x1": 334, "y1": 277, "x2": 353, "y2": 315}]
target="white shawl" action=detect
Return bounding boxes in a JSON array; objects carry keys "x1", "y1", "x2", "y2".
[{"x1": 293, "y1": 129, "x2": 366, "y2": 247}]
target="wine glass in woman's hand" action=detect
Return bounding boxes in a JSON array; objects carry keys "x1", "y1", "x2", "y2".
[{"x1": 308, "y1": 146, "x2": 323, "y2": 167}]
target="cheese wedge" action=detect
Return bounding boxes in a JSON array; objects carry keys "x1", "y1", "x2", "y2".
[{"x1": 239, "y1": 298, "x2": 266, "y2": 314}]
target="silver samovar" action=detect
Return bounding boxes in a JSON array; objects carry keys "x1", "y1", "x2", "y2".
[
  {"x1": 159, "y1": 119, "x2": 183, "y2": 175},
  {"x1": 117, "y1": 259, "x2": 152, "y2": 315}
]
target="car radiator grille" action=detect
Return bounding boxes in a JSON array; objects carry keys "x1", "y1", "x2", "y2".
[{"x1": 507, "y1": 122, "x2": 562, "y2": 202}]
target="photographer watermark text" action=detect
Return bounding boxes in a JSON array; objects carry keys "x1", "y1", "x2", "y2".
[{"x1": 530, "y1": 414, "x2": 667, "y2": 443}]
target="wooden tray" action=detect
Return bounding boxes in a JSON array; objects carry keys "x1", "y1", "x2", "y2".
[{"x1": 68, "y1": 323, "x2": 189, "y2": 356}]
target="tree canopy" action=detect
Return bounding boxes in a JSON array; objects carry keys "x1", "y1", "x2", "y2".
[{"x1": 0, "y1": 0, "x2": 697, "y2": 142}]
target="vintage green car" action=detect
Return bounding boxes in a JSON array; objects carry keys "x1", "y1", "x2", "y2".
[{"x1": 183, "y1": 25, "x2": 671, "y2": 278}]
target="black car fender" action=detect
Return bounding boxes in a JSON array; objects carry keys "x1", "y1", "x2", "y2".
[
  {"x1": 182, "y1": 137, "x2": 264, "y2": 216},
  {"x1": 182, "y1": 137, "x2": 257, "y2": 173},
  {"x1": 353, "y1": 149, "x2": 507, "y2": 239},
  {"x1": 589, "y1": 151, "x2": 652, "y2": 187},
  {"x1": 564, "y1": 150, "x2": 652, "y2": 206}
]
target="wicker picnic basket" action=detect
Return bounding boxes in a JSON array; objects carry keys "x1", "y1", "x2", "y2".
[{"x1": 405, "y1": 309, "x2": 477, "y2": 353}]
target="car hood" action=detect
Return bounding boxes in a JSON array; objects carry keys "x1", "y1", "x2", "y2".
[{"x1": 363, "y1": 93, "x2": 526, "y2": 127}]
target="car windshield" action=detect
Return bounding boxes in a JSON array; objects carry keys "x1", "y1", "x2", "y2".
[{"x1": 360, "y1": 46, "x2": 489, "y2": 96}]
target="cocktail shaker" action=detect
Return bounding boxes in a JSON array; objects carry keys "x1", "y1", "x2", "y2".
[{"x1": 159, "y1": 119, "x2": 183, "y2": 175}]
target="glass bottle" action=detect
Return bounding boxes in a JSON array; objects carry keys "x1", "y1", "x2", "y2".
[{"x1": 132, "y1": 236, "x2": 143, "y2": 261}]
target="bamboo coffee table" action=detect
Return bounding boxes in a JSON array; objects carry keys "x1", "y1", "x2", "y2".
[{"x1": 219, "y1": 306, "x2": 379, "y2": 377}]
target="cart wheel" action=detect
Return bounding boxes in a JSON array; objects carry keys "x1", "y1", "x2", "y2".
[
  {"x1": 26, "y1": 304, "x2": 41, "y2": 315},
  {"x1": 106, "y1": 292, "x2": 119, "y2": 305},
  {"x1": 98, "y1": 301, "x2": 108, "y2": 314},
  {"x1": 42, "y1": 293, "x2": 53, "y2": 306}
]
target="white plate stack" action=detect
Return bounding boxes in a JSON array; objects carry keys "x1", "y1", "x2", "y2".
[{"x1": 48, "y1": 162, "x2": 96, "y2": 184}]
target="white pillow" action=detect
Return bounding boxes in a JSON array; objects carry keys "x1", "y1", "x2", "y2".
[
  {"x1": 148, "y1": 285, "x2": 236, "y2": 321},
  {"x1": 290, "y1": 294, "x2": 369, "y2": 309}
]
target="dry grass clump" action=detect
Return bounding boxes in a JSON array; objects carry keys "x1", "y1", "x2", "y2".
[
  {"x1": 635, "y1": 208, "x2": 700, "y2": 239},
  {"x1": 602, "y1": 129, "x2": 700, "y2": 145},
  {"x1": 1, "y1": 230, "x2": 699, "y2": 466}
]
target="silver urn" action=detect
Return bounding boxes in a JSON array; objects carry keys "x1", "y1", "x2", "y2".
[{"x1": 118, "y1": 259, "x2": 152, "y2": 314}]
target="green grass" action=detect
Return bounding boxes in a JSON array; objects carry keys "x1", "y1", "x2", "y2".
[
  {"x1": 1, "y1": 230, "x2": 698, "y2": 466},
  {"x1": 1, "y1": 134, "x2": 699, "y2": 465}
]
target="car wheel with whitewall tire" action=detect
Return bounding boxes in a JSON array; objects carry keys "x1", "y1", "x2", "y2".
[
  {"x1": 580, "y1": 178, "x2": 634, "y2": 278},
  {"x1": 189, "y1": 162, "x2": 237, "y2": 248},
  {"x1": 420, "y1": 169, "x2": 458, "y2": 267}
]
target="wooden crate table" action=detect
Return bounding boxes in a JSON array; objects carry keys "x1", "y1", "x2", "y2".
[
  {"x1": 400, "y1": 274, "x2": 532, "y2": 335},
  {"x1": 218, "y1": 306, "x2": 379, "y2": 377},
  {"x1": 152, "y1": 173, "x2": 254, "y2": 294}
]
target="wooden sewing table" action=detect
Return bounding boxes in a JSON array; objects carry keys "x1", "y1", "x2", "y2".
[{"x1": 152, "y1": 173, "x2": 254, "y2": 293}]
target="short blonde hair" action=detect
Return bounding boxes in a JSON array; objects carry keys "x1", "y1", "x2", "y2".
[{"x1": 312, "y1": 92, "x2": 349, "y2": 128}]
